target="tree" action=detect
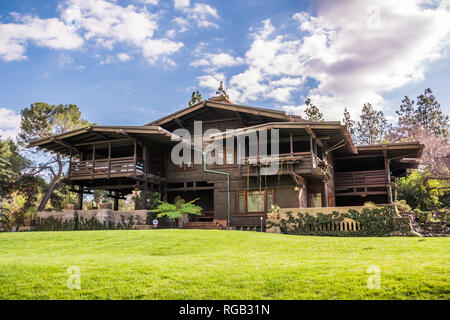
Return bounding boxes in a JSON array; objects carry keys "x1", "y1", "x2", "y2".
[
  {"x1": 388, "y1": 89, "x2": 449, "y2": 176},
  {"x1": 189, "y1": 90, "x2": 203, "y2": 107},
  {"x1": 304, "y1": 98, "x2": 324, "y2": 121},
  {"x1": 216, "y1": 81, "x2": 229, "y2": 99},
  {"x1": 396, "y1": 96, "x2": 416, "y2": 136},
  {"x1": 397, "y1": 170, "x2": 445, "y2": 211},
  {"x1": 0, "y1": 138, "x2": 27, "y2": 198},
  {"x1": 416, "y1": 88, "x2": 448, "y2": 138},
  {"x1": 342, "y1": 107, "x2": 355, "y2": 137},
  {"x1": 355, "y1": 103, "x2": 389, "y2": 145},
  {"x1": 18, "y1": 103, "x2": 93, "y2": 211},
  {"x1": 152, "y1": 196, "x2": 202, "y2": 227}
]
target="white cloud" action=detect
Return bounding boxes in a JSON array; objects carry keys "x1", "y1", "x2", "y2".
[
  {"x1": 0, "y1": 108, "x2": 21, "y2": 139},
  {"x1": 58, "y1": 53, "x2": 74, "y2": 67},
  {"x1": 142, "y1": 38, "x2": 184, "y2": 64},
  {"x1": 137, "y1": 0, "x2": 159, "y2": 5},
  {"x1": 196, "y1": 0, "x2": 450, "y2": 120},
  {"x1": 191, "y1": 52, "x2": 244, "y2": 69},
  {"x1": 59, "y1": 0, "x2": 184, "y2": 65},
  {"x1": 174, "y1": 0, "x2": 190, "y2": 9},
  {"x1": 117, "y1": 52, "x2": 132, "y2": 61},
  {"x1": 173, "y1": 0, "x2": 219, "y2": 29},
  {"x1": 197, "y1": 72, "x2": 226, "y2": 90},
  {"x1": 0, "y1": 14, "x2": 83, "y2": 61}
]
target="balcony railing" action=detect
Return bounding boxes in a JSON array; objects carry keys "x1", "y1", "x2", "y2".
[
  {"x1": 69, "y1": 156, "x2": 145, "y2": 179},
  {"x1": 243, "y1": 152, "x2": 311, "y2": 165},
  {"x1": 335, "y1": 170, "x2": 388, "y2": 189}
]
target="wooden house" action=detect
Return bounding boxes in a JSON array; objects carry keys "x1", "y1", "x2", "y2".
[{"x1": 29, "y1": 95, "x2": 423, "y2": 229}]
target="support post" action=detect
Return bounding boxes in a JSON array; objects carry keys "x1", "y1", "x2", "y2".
[
  {"x1": 108, "y1": 142, "x2": 111, "y2": 179},
  {"x1": 68, "y1": 148, "x2": 73, "y2": 182},
  {"x1": 134, "y1": 140, "x2": 137, "y2": 176},
  {"x1": 141, "y1": 183, "x2": 148, "y2": 210},
  {"x1": 309, "y1": 135, "x2": 314, "y2": 169},
  {"x1": 77, "y1": 186, "x2": 84, "y2": 210},
  {"x1": 91, "y1": 144, "x2": 95, "y2": 180},
  {"x1": 323, "y1": 180, "x2": 329, "y2": 207},
  {"x1": 383, "y1": 148, "x2": 392, "y2": 204},
  {"x1": 143, "y1": 145, "x2": 148, "y2": 174},
  {"x1": 113, "y1": 191, "x2": 119, "y2": 211},
  {"x1": 290, "y1": 132, "x2": 293, "y2": 154}
]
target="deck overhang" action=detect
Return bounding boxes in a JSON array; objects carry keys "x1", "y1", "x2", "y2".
[
  {"x1": 208, "y1": 121, "x2": 357, "y2": 154},
  {"x1": 27, "y1": 125, "x2": 183, "y2": 156}
]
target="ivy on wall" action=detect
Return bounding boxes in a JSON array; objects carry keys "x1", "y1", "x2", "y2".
[
  {"x1": 267, "y1": 206, "x2": 412, "y2": 236},
  {"x1": 35, "y1": 214, "x2": 142, "y2": 231}
]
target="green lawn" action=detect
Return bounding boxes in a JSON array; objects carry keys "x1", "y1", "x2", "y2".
[{"x1": 0, "y1": 230, "x2": 448, "y2": 300}]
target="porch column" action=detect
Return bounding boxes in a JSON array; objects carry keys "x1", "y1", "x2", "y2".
[
  {"x1": 141, "y1": 183, "x2": 148, "y2": 210},
  {"x1": 77, "y1": 186, "x2": 84, "y2": 210},
  {"x1": 383, "y1": 148, "x2": 392, "y2": 204},
  {"x1": 113, "y1": 191, "x2": 119, "y2": 211},
  {"x1": 323, "y1": 180, "x2": 329, "y2": 207}
]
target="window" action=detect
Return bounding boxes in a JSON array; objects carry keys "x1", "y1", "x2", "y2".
[
  {"x1": 236, "y1": 190, "x2": 274, "y2": 214},
  {"x1": 216, "y1": 146, "x2": 233, "y2": 165},
  {"x1": 310, "y1": 193, "x2": 322, "y2": 207},
  {"x1": 177, "y1": 162, "x2": 193, "y2": 170}
]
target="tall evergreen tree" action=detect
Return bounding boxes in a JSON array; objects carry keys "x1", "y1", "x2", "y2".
[
  {"x1": 18, "y1": 103, "x2": 94, "y2": 211},
  {"x1": 188, "y1": 90, "x2": 203, "y2": 107},
  {"x1": 216, "y1": 81, "x2": 229, "y2": 99},
  {"x1": 355, "y1": 103, "x2": 389, "y2": 145},
  {"x1": 342, "y1": 107, "x2": 355, "y2": 137},
  {"x1": 415, "y1": 88, "x2": 448, "y2": 138},
  {"x1": 304, "y1": 98, "x2": 324, "y2": 121}
]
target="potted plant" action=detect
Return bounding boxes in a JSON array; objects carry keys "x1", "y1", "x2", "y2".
[
  {"x1": 267, "y1": 204, "x2": 280, "y2": 219},
  {"x1": 152, "y1": 196, "x2": 203, "y2": 228}
]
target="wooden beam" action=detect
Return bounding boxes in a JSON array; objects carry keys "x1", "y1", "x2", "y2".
[
  {"x1": 305, "y1": 126, "x2": 316, "y2": 139},
  {"x1": 75, "y1": 138, "x2": 131, "y2": 147},
  {"x1": 174, "y1": 118, "x2": 185, "y2": 129},
  {"x1": 235, "y1": 111, "x2": 248, "y2": 125}
]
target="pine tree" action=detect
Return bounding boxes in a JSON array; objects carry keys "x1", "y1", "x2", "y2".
[
  {"x1": 304, "y1": 98, "x2": 324, "y2": 121},
  {"x1": 342, "y1": 107, "x2": 355, "y2": 137},
  {"x1": 188, "y1": 90, "x2": 203, "y2": 107},
  {"x1": 216, "y1": 81, "x2": 229, "y2": 99},
  {"x1": 355, "y1": 103, "x2": 389, "y2": 145},
  {"x1": 415, "y1": 88, "x2": 448, "y2": 138},
  {"x1": 396, "y1": 96, "x2": 416, "y2": 128}
]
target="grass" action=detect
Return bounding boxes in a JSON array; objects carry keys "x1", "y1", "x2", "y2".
[{"x1": 0, "y1": 230, "x2": 448, "y2": 300}]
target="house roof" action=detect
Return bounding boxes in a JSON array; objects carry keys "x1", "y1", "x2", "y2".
[
  {"x1": 146, "y1": 99, "x2": 305, "y2": 126},
  {"x1": 27, "y1": 125, "x2": 183, "y2": 156},
  {"x1": 208, "y1": 121, "x2": 358, "y2": 154}
]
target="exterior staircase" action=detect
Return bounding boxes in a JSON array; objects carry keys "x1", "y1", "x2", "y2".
[{"x1": 182, "y1": 221, "x2": 225, "y2": 230}]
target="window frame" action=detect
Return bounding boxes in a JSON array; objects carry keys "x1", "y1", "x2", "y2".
[
  {"x1": 215, "y1": 145, "x2": 235, "y2": 167},
  {"x1": 235, "y1": 189, "x2": 275, "y2": 215}
]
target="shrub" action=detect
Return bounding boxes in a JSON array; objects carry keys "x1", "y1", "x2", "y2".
[
  {"x1": 394, "y1": 200, "x2": 412, "y2": 213},
  {"x1": 397, "y1": 170, "x2": 442, "y2": 211},
  {"x1": 363, "y1": 201, "x2": 376, "y2": 208},
  {"x1": 271, "y1": 206, "x2": 399, "y2": 237}
]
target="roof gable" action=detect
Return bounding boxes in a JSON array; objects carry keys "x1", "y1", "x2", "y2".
[{"x1": 146, "y1": 99, "x2": 305, "y2": 127}]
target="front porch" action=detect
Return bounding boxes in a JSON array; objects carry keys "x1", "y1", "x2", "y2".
[{"x1": 28, "y1": 126, "x2": 182, "y2": 210}]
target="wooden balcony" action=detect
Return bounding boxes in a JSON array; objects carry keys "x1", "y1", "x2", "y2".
[
  {"x1": 69, "y1": 156, "x2": 146, "y2": 180},
  {"x1": 240, "y1": 152, "x2": 327, "y2": 176},
  {"x1": 335, "y1": 170, "x2": 388, "y2": 196}
]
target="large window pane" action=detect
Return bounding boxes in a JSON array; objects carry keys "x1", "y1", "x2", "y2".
[
  {"x1": 238, "y1": 192, "x2": 245, "y2": 214},
  {"x1": 247, "y1": 191, "x2": 265, "y2": 213},
  {"x1": 310, "y1": 193, "x2": 322, "y2": 207}
]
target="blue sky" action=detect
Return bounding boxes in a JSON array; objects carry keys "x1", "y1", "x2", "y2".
[{"x1": 0, "y1": 0, "x2": 449, "y2": 138}]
